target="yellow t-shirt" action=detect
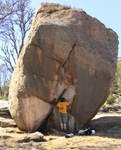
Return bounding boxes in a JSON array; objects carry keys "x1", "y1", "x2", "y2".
[{"x1": 57, "y1": 102, "x2": 69, "y2": 114}]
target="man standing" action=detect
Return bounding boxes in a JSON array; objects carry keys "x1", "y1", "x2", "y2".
[{"x1": 57, "y1": 97, "x2": 70, "y2": 132}]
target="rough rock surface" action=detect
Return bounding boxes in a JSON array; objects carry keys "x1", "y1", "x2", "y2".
[{"x1": 8, "y1": 3, "x2": 118, "y2": 132}]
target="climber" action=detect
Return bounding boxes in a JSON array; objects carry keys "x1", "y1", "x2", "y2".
[{"x1": 57, "y1": 97, "x2": 70, "y2": 132}]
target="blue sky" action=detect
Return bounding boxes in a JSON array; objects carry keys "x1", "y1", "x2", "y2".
[{"x1": 31, "y1": 0, "x2": 121, "y2": 57}]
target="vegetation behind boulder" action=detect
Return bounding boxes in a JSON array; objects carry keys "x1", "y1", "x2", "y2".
[
  {"x1": 105, "y1": 94, "x2": 116, "y2": 105},
  {"x1": 105, "y1": 60, "x2": 121, "y2": 105},
  {"x1": 1, "y1": 80, "x2": 10, "y2": 101}
]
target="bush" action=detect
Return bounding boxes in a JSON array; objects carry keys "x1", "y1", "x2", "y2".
[
  {"x1": 1, "y1": 80, "x2": 10, "y2": 101},
  {"x1": 2, "y1": 88, "x2": 9, "y2": 100},
  {"x1": 105, "y1": 94, "x2": 116, "y2": 105}
]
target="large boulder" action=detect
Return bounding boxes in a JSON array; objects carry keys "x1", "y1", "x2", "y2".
[{"x1": 8, "y1": 3, "x2": 118, "y2": 132}]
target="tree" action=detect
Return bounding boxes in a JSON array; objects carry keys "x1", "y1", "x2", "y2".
[
  {"x1": 0, "y1": 63, "x2": 9, "y2": 98},
  {"x1": 1, "y1": 79, "x2": 10, "y2": 100},
  {"x1": 0, "y1": 0, "x2": 34, "y2": 72},
  {"x1": 0, "y1": 0, "x2": 19, "y2": 28},
  {"x1": 111, "y1": 60, "x2": 121, "y2": 95},
  {"x1": 105, "y1": 60, "x2": 121, "y2": 105}
]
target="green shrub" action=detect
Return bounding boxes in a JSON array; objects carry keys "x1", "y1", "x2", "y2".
[
  {"x1": 2, "y1": 88, "x2": 9, "y2": 100},
  {"x1": 109, "y1": 60, "x2": 121, "y2": 104},
  {"x1": 1, "y1": 80, "x2": 10, "y2": 101},
  {"x1": 105, "y1": 94, "x2": 116, "y2": 105}
]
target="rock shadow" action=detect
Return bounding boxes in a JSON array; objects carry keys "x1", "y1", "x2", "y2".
[{"x1": 88, "y1": 116, "x2": 121, "y2": 139}]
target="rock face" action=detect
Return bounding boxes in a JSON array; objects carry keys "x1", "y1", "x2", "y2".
[{"x1": 8, "y1": 3, "x2": 118, "y2": 132}]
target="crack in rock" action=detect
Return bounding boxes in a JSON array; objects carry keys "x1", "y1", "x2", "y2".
[
  {"x1": 31, "y1": 42, "x2": 62, "y2": 65},
  {"x1": 62, "y1": 40, "x2": 77, "y2": 68}
]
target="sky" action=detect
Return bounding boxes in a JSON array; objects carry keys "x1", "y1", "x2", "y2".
[{"x1": 30, "y1": 0, "x2": 121, "y2": 58}]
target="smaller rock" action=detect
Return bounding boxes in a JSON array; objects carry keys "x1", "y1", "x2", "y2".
[
  {"x1": 0, "y1": 108, "x2": 11, "y2": 117},
  {"x1": 0, "y1": 117, "x2": 16, "y2": 128},
  {"x1": 0, "y1": 100, "x2": 11, "y2": 118},
  {"x1": 29, "y1": 132, "x2": 47, "y2": 142},
  {"x1": 0, "y1": 128, "x2": 15, "y2": 133},
  {"x1": 99, "y1": 105, "x2": 120, "y2": 112},
  {"x1": 17, "y1": 137, "x2": 30, "y2": 143},
  {"x1": 0, "y1": 135, "x2": 11, "y2": 139},
  {"x1": 17, "y1": 132, "x2": 47, "y2": 143}
]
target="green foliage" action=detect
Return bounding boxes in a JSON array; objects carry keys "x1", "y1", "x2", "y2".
[
  {"x1": 105, "y1": 94, "x2": 116, "y2": 105},
  {"x1": 1, "y1": 4, "x2": 9, "y2": 10},
  {"x1": 111, "y1": 60, "x2": 121, "y2": 95},
  {"x1": 0, "y1": 1, "x2": 10, "y2": 11},
  {"x1": 2, "y1": 88, "x2": 8, "y2": 100},
  {"x1": 105, "y1": 60, "x2": 121, "y2": 105},
  {"x1": 1, "y1": 80, "x2": 10, "y2": 100}
]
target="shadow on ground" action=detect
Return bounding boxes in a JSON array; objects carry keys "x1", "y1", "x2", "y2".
[{"x1": 88, "y1": 116, "x2": 121, "y2": 139}]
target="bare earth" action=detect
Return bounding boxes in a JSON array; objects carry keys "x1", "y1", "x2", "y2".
[
  {"x1": 0, "y1": 101, "x2": 121, "y2": 150},
  {"x1": 0, "y1": 128, "x2": 121, "y2": 150}
]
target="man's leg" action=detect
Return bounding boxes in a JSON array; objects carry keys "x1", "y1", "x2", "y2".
[
  {"x1": 63, "y1": 113, "x2": 68, "y2": 133},
  {"x1": 60, "y1": 123, "x2": 64, "y2": 130},
  {"x1": 59, "y1": 113, "x2": 64, "y2": 131},
  {"x1": 63, "y1": 123, "x2": 67, "y2": 130}
]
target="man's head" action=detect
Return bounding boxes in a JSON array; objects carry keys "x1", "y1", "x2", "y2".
[{"x1": 60, "y1": 97, "x2": 66, "y2": 102}]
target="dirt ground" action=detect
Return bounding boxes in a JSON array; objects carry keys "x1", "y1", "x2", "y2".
[
  {"x1": 0, "y1": 106, "x2": 121, "y2": 150},
  {"x1": 0, "y1": 128, "x2": 121, "y2": 150}
]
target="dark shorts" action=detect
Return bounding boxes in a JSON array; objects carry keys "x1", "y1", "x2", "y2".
[{"x1": 59, "y1": 112, "x2": 68, "y2": 123}]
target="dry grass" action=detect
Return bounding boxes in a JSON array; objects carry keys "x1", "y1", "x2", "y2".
[
  {"x1": 0, "y1": 127, "x2": 121, "y2": 149},
  {"x1": 45, "y1": 5, "x2": 71, "y2": 14},
  {"x1": 0, "y1": 111, "x2": 121, "y2": 149},
  {"x1": 40, "y1": 135, "x2": 121, "y2": 150},
  {"x1": 0, "y1": 133, "x2": 121, "y2": 150}
]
